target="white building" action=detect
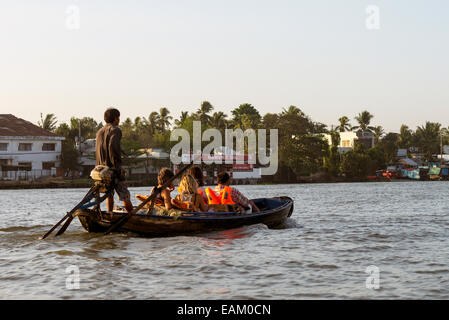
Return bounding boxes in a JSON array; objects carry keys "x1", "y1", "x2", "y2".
[
  {"x1": 324, "y1": 130, "x2": 375, "y2": 153},
  {"x1": 0, "y1": 114, "x2": 65, "y2": 180},
  {"x1": 78, "y1": 138, "x2": 96, "y2": 175}
]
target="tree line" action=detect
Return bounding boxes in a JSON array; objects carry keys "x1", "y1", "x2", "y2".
[{"x1": 37, "y1": 103, "x2": 449, "y2": 181}]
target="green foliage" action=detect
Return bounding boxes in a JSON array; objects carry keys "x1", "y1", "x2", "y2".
[
  {"x1": 398, "y1": 125, "x2": 413, "y2": 150},
  {"x1": 195, "y1": 101, "x2": 214, "y2": 126},
  {"x1": 353, "y1": 110, "x2": 375, "y2": 132},
  {"x1": 60, "y1": 140, "x2": 80, "y2": 170},
  {"x1": 341, "y1": 144, "x2": 372, "y2": 178},
  {"x1": 121, "y1": 139, "x2": 145, "y2": 165},
  {"x1": 336, "y1": 116, "x2": 351, "y2": 132},
  {"x1": 49, "y1": 104, "x2": 449, "y2": 181},
  {"x1": 414, "y1": 122, "x2": 441, "y2": 161},
  {"x1": 377, "y1": 132, "x2": 399, "y2": 164},
  {"x1": 373, "y1": 126, "x2": 385, "y2": 144},
  {"x1": 323, "y1": 130, "x2": 341, "y2": 176},
  {"x1": 38, "y1": 113, "x2": 58, "y2": 132},
  {"x1": 231, "y1": 103, "x2": 261, "y2": 130}
]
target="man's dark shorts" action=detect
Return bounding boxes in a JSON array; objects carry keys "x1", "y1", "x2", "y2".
[{"x1": 114, "y1": 179, "x2": 130, "y2": 202}]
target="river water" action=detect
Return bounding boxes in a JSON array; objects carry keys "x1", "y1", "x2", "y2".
[{"x1": 0, "y1": 182, "x2": 448, "y2": 299}]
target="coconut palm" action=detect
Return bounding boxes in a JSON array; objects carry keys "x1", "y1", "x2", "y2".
[
  {"x1": 415, "y1": 122, "x2": 441, "y2": 161},
  {"x1": 373, "y1": 126, "x2": 385, "y2": 144},
  {"x1": 398, "y1": 124, "x2": 413, "y2": 149},
  {"x1": 281, "y1": 105, "x2": 303, "y2": 117},
  {"x1": 231, "y1": 103, "x2": 261, "y2": 129},
  {"x1": 195, "y1": 101, "x2": 214, "y2": 125},
  {"x1": 38, "y1": 113, "x2": 58, "y2": 132},
  {"x1": 174, "y1": 111, "x2": 190, "y2": 127},
  {"x1": 143, "y1": 111, "x2": 160, "y2": 135},
  {"x1": 353, "y1": 110, "x2": 374, "y2": 132},
  {"x1": 157, "y1": 107, "x2": 172, "y2": 132},
  {"x1": 210, "y1": 111, "x2": 228, "y2": 130},
  {"x1": 336, "y1": 116, "x2": 351, "y2": 132},
  {"x1": 134, "y1": 116, "x2": 143, "y2": 128}
]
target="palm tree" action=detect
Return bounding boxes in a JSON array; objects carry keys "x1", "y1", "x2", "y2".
[
  {"x1": 134, "y1": 116, "x2": 143, "y2": 129},
  {"x1": 143, "y1": 111, "x2": 160, "y2": 135},
  {"x1": 353, "y1": 110, "x2": 374, "y2": 132},
  {"x1": 336, "y1": 116, "x2": 351, "y2": 132},
  {"x1": 174, "y1": 111, "x2": 189, "y2": 127},
  {"x1": 281, "y1": 105, "x2": 303, "y2": 117},
  {"x1": 38, "y1": 113, "x2": 58, "y2": 132},
  {"x1": 373, "y1": 126, "x2": 385, "y2": 144},
  {"x1": 157, "y1": 107, "x2": 172, "y2": 132},
  {"x1": 415, "y1": 122, "x2": 441, "y2": 161},
  {"x1": 210, "y1": 111, "x2": 228, "y2": 130},
  {"x1": 195, "y1": 101, "x2": 214, "y2": 125},
  {"x1": 398, "y1": 124, "x2": 413, "y2": 149}
]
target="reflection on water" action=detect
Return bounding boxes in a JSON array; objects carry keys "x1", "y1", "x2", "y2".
[{"x1": 1, "y1": 182, "x2": 449, "y2": 299}]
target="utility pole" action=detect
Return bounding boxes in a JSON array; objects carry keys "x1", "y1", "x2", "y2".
[
  {"x1": 441, "y1": 133, "x2": 443, "y2": 166},
  {"x1": 78, "y1": 119, "x2": 82, "y2": 154}
]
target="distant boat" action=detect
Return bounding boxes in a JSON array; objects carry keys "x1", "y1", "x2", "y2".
[
  {"x1": 407, "y1": 168, "x2": 420, "y2": 180},
  {"x1": 428, "y1": 167, "x2": 442, "y2": 181}
]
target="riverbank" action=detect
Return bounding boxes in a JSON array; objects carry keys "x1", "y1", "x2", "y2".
[
  {"x1": 0, "y1": 176, "x2": 415, "y2": 190},
  {"x1": 0, "y1": 178, "x2": 153, "y2": 190}
]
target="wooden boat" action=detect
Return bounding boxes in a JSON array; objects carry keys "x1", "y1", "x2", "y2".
[{"x1": 76, "y1": 197, "x2": 294, "y2": 237}]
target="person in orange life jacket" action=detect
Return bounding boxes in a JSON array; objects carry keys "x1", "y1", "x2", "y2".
[
  {"x1": 206, "y1": 171, "x2": 260, "y2": 213},
  {"x1": 173, "y1": 174, "x2": 206, "y2": 212},
  {"x1": 150, "y1": 168, "x2": 175, "y2": 210},
  {"x1": 188, "y1": 165, "x2": 209, "y2": 211}
]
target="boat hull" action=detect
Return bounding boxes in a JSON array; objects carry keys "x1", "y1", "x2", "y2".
[{"x1": 77, "y1": 197, "x2": 294, "y2": 237}]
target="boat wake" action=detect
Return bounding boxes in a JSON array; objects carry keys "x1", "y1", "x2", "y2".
[{"x1": 274, "y1": 217, "x2": 301, "y2": 229}]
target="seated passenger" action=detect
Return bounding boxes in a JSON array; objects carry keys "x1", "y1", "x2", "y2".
[
  {"x1": 205, "y1": 171, "x2": 260, "y2": 213},
  {"x1": 173, "y1": 174, "x2": 206, "y2": 212},
  {"x1": 188, "y1": 165, "x2": 209, "y2": 211},
  {"x1": 150, "y1": 167, "x2": 175, "y2": 211}
]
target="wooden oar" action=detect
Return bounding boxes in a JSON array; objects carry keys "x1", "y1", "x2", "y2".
[
  {"x1": 55, "y1": 188, "x2": 112, "y2": 237},
  {"x1": 40, "y1": 185, "x2": 98, "y2": 240},
  {"x1": 104, "y1": 162, "x2": 193, "y2": 235}
]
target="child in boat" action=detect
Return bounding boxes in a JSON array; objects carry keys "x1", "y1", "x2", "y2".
[
  {"x1": 150, "y1": 167, "x2": 175, "y2": 211},
  {"x1": 188, "y1": 165, "x2": 209, "y2": 211},
  {"x1": 205, "y1": 171, "x2": 260, "y2": 213},
  {"x1": 173, "y1": 174, "x2": 206, "y2": 212}
]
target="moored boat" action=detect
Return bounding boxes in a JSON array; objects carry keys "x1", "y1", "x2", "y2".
[{"x1": 76, "y1": 197, "x2": 294, "y2": 237}]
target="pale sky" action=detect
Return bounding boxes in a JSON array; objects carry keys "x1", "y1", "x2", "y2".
[{"x1": 0, "y1": 0, "x2": 448, "y2": 132}]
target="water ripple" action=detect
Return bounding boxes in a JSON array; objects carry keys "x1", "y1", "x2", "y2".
[{"x1": 1, "y1": 183, "x2": 449, "y2": 299}]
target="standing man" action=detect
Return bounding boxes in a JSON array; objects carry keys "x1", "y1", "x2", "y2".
[{"x1": 95, "y1": 108, "x2": 134, "y2": 213}]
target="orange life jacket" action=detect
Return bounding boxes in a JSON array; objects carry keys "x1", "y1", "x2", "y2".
[
  {"x1": 205, "y1": 187, "x2": 221, "y2": 205},
  {"x1": 220, "y1": 186, "x2": 235, "y2": 205},
  {"x1": 205, "y1": 186, "x2": 236, "y2": 205}
]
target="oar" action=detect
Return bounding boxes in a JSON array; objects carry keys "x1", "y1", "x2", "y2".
[
  {"x1": 104, "y1": 162, "x2": 193, "y2": 235},
  {"x1": 40, "y1": 185, "x2": 98, "y2": 240},
  {"x1": 55, "y1": 188, "x2": 112, "y2": 237}
]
